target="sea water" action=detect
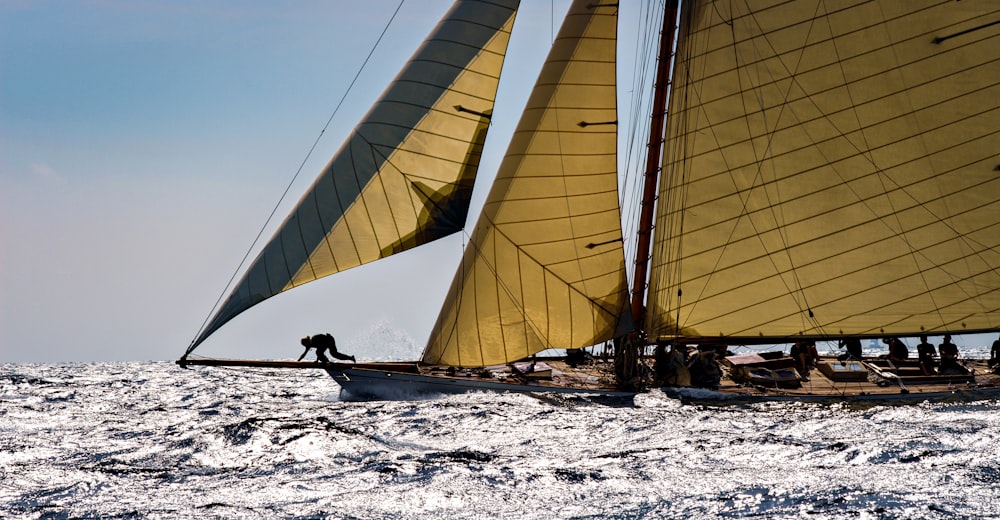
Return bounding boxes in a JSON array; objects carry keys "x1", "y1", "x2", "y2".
[{"x1": 2, "y1": 361, "x2": 999, "y2": 519}]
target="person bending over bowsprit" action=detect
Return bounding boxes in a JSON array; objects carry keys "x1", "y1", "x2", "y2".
[{"x1": 298, "y1": 333, "x2": 356, "y2": 363}]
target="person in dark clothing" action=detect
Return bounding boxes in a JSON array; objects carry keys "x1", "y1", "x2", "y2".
[
  {"x1": 938, "y1": 334, "x2": 961, "y2": 373},
  {"x1": 790, "y1": 341, "x2": 818, "y2": 381},
  {"x1": 838, "y1": 338, "x2": 863, "y2": 360},
  {"x1": 687, "y1": 347, "x2": 721, "y2": 389},
  {"x1": 566, "y1": 348, "x2": 593, "y2": 368},
  {"x1": 652, "y1": 342, "x2": 669, "y2": 385},
  {"x1": 916, "y1": 335, "x2": 937, "y2": 375},
  {"x1": 882, "y1": 337, "x2": 908, "y2": 363},
  {"x1": 990, "y1": 335, "x2": 1000, "y2": 370},
  {"x1": 298, "y1": 333, "x2": 356, "y2": 363}
]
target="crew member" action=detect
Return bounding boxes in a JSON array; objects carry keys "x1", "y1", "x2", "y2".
[
  {"x1": 916, "y1": 335, "x2": 937, "y2": 375},
  {"x1": 298, "y1": 333, "x2": 356, "y2": 363}
]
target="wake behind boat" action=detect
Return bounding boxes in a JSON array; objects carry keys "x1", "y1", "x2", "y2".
[{"x1": 179, "y1": 0, "x2": 1000, "y2": 405}]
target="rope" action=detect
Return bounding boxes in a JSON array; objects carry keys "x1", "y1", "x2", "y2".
[{"x1": 184, "y1": 0, "x2": 407, "y2": 357}]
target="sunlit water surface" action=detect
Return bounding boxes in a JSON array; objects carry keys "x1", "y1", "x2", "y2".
[{"x1": 2, "y1": 362, "x2": 999, "y2": 519}]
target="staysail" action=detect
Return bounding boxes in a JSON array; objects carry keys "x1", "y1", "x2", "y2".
[
  {"x1": 189, "y1": 0, "x2": 520, "y2": 350},
  {"x1": 646, "y1": 0, "x2": 1000, "y2": 341},
  {"x1": 422, "y1": 0, "x2": 628, "y2": 367}
]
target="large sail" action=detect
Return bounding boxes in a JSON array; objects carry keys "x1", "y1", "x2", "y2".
[
  {"x1": 190, "y1": 0, "x2": 520, "y2": 349},
  {"x1": 422, "y1": 0, "x2": 627, "y2": 367},
  {"x1": 647, "y1": 0, "x2": 1000, "y2": 341}
]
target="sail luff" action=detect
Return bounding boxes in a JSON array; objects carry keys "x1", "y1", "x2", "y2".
[
  {"x1": 630, "y1": 0, "x2": 679, "y2": 328},
  {"x1": 422, "y1": 0, "x2": 628, "y2": 367},
  {"x1": 188, "y1": 0, "x2": 521, "y2": 352},
  {"x1": 646, "y1": 0, "x2": 1000, "y2": 341}
]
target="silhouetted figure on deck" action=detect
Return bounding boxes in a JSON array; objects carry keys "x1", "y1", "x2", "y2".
[
  {"x1": 882, "y1": 337, "x2": 908, "y2": 363},
  {"x1": 566, "y1": 348, "x2": 593, "y2": 368},
  {"x1": 659, "y1": 344, "x2": 690, "y2": 387},
  {"x1": 990, "y1": 335, "x2": 1000, "y2": 370},
  {"x1": 687, "y1": 346, "x2": 721, "y2": 390},
  {"x1": 298, "y1": 333, "x2": 355, "y2": 363},
  {"x1": 653, "y1": 342, "x2": 669, "y2": 385},
  {"x1": 938, "y1": 335, "x2": 962, "y2": 374},
  {"x1": 790, "y1": 341, "x2": 818, "y2": 381},
  {"x1": 916, "y1": 335, "x2": 937, "y2": 375},
  {"x1": 838, "y1": 338, "x2": 863, "y2": 361}
]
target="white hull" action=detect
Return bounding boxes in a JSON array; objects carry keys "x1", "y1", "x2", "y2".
[
  {"x1": 320, "y1": 357, "x2": 1000, "y2": 405},
  {"x1": 327, "y1": 366, "x2": 634, "y2": 401}
]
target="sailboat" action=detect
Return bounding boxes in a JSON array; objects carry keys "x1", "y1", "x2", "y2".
[{"x1": 179, "y1": 0, "x2": 1000, "y2": 403}]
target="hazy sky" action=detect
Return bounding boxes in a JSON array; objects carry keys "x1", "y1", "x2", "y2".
[
  {"x1": 1, "y1": 0, "x2": 593, "y2": 363},
  {"x1": 3, "y1": 1, "x2": 995, "y2": 364}
]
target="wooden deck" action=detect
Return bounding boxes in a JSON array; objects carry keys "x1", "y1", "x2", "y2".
[{"x1": 707, "y1": 356, "x2": 1000, "y2": 403}]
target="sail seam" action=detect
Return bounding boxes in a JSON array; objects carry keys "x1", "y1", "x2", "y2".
[
  {"x1": 687, "y1": 1, "x2": 978, "y2": 68},
  {"x1": 676, "y1": 23, "x2": 998, "y2": 115},
  {"x1": 668, "y1": 123, "x2": 1000, "y2": 232},
  {"x1": 651, "y1": 0, "x2": 1000, "y2": 339},
  {"x1": 672, "y1": 175, "x2": 999, "y2": 277},
  {"x1": 691, "y1": 273, "x2": 1000, "y2": 339},
  {"x1": 701, "y1": 233, "x2": 1000, "y2": 328},
  {"x1": 667, "y1": 100, "x2": 999, "y2": 208}
]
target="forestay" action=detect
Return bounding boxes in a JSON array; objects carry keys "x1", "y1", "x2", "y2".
[{"x1": 190, "y1": 0, "x2": 520, "y2": 350}]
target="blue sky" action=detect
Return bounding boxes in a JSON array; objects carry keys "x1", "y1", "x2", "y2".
[
  {"x1": 1, "y1": 0, "x2": 584, "y2": 363},
  {"x1": 3, "y1": 1, "x2": 995, "y2": 364}
]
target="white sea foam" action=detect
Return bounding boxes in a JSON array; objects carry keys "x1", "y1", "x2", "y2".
[{"x1": 1, "y1": 362, "x2": 999, "y2": 519}]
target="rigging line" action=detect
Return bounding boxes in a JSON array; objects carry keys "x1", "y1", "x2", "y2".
[
  {"x1": 684, "y1": 2, "x2": 992, "y2": 336},
  {"x1": 656, "y1": 3, "x2": 682, "y2": 336},
  {"x1": 662, "y1": 1, "x2": 690, "y2": 338},
  {"x1": 622, "y1": 0, "x2": 660, "y2": 278},
  {"x1": 673, "y1": 186, "x2": 1000, "y2": 295},
  {"x1": 667, "y1": 56, "x2": 999, "y2": 162},
  {"x1": 661, "y1": 8, "x2": 710, "y2": 335},
  {"x1": 667, "y1": 78, "x2": 999, "y2": 197},
  {"x1": 466, "y1": 221, "x2": 602, "y2": 354},
  {"x1": 559, "y1": 3, "x2": 620, "y2": 343},
  {"x1": 673, "y1": 1, "x2": 816, "y2": 336},
  {"x1": 682, "y1": 226, "x2": 1000, "y2": 337},
  {"x1": 424, "y1": 227, "x2": 470, "y2": 366},
  {"x1": 185, "y1": 0, "x2": 407, "y2": 355},
  {"x1": 553, "y1": 30, "x2": 573, "y2": 349},
  {"x1": 745, "y1": 1, "x2": 826, "y2": 333},
  {"x1": 867, "y1": 0, "x2": 950, "y2": 327},
  {"x1": 743, "y1": 8, "x2": 1000, "y2": 319},
  {"x1": 431, "y1": 0, "x2": 570, "y2": 365},
  {"x1": 565, "y1": 3, "x2": 622, "y2": 344},
  {"x1": 621, "y1": 0, "x2": 654, "y2": 203}
]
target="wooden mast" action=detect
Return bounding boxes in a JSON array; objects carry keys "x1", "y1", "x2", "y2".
[
  {"x1": 630, "y1": 0, "x2": 678, "y2": 330},
  {"x1": 616, "y1": 1, "x2": 680, "y2": 389}
]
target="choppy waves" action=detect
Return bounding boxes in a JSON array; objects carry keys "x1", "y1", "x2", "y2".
[{"x1": 2, "y1": 362, "x2": 999, "y2": 519}]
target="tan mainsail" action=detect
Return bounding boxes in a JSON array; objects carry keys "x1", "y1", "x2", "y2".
[
  {"x1": 646, "y1": 0, "x2": 1000, "y2": 340},
  {"x1": 190, "y1": 0, "x2": 520, "y2": 349},
  {"x1": 422, "y1": 0, "x2": 627, "y2": 367}
]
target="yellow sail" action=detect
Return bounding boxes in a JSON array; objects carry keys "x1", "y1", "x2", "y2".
[
  {"x1": 423, "y1": 0, "x2": 627, "y2": 367},
  {"x1": 191, "y1": 0, "x2": 520, "y2": 349},
  {"x1": 647, "y1": 0, "x2": 1000, "y2": 340}
]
